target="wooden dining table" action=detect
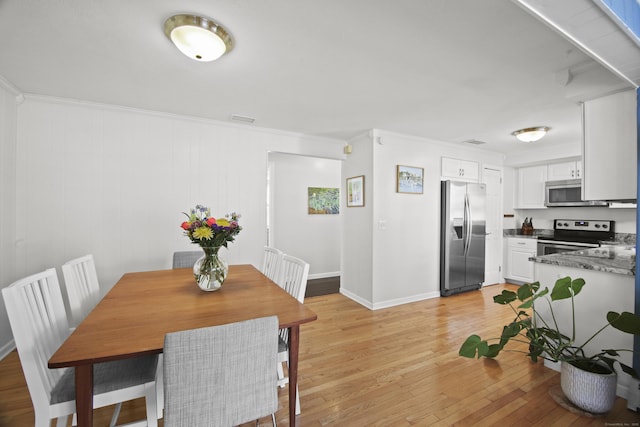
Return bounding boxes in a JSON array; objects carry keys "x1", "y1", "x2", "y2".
[{"x1": 48, "y1": 264, "x2": 317, "y2": 427}]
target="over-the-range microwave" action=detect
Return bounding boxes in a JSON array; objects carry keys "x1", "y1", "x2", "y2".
[{"x1": 544, "y1": 179, "x2": 608, "y2": 207}]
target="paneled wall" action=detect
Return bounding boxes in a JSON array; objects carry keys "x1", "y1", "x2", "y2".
[
  {"x1": 1, "y1": 94, "x2": 344, "y2": 353},
  {"x1": 0, "y1": 80, "x2": 19, "y2": 357}
]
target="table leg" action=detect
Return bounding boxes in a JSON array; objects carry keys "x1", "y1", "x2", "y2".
[
  {"x1": 288, "y1": 325, "x2": 300, "y2": 427},
  {"x1": 75, "y1": 364, "x2": 94, "y2": 427}
]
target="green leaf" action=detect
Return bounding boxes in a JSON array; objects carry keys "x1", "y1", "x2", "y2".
[
  {"x1": 459, "y1": 335, "x2": 483, "y2": 358},
  {"x1": 618, "y1": 362, "x2": 640, "y2": 379},
  {"x1": 485, "y1": 344, "x2": 503, "y2": 358},
  {"x1": 570, "y1": 278, "x2": 585, "y2": 296},
  {"x1": 550, "y1": 277, "x2": 572, "y2": 300},
  {"x1": 550, "y1": 277, "x2": 585, "y2": 300},
  {"x1": 493, "y1": 290, "x2": 517, "y2": 305},
  {"x1": 518, "y1": 287, "x2": 548, "y2": 309},
  {"x1": 517, "y1": 283, "x2": 536, "y2": 301},
  {"x1": 607, "y1": 311, "x2": 640, "y2": 335},
  {"x1": 476, "y1": 340, "x2": 490, "y2": 357}
]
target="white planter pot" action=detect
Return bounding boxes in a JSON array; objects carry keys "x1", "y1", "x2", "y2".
[{"x1": 560, "y1": 361, "x2": 617, "y2": 414}]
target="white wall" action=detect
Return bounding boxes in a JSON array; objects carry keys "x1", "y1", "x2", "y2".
[
  {"x1": 0, "y1": 93, "x2": 345, "y2": 352},
  {"x1": 269, "y1": 153, "x2": 341, "y2": 277},
  {"x1": 341, "y1": 132, "x2": 374, "y2": 305},
  {"x1": 0, "y1": 78, "x2": 19, "y2": 357},
  {"x1": 342, "y1": 129, "x2": 504, "y2": 309}
]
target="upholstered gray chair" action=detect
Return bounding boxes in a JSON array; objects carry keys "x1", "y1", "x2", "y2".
[
  {"x1": 163, "y1": 316, "x2": 279, "y2": 427},
  {"x1": 172, "y1": 250, "x2": 203, "y2": 269}
]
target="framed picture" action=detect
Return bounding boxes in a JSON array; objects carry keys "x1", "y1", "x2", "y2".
[
  {"x1": 397, "y1": 165, "x2": 424, "y2": 194},
  {"x1": 308, "y1": 187, "x2": 339, "y2": 214},
  {"x1": 346, "y1": 175, "x2": 365, "y2": 207}
]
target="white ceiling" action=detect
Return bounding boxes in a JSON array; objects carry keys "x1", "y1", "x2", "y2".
[{"x1": 0, "y1": 0, "x2": 636, "y2": 154}]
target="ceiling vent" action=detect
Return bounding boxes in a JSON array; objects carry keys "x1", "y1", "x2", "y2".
[
  {"x1": 230, "y1": 114, "x2": 256, "y2": 124},
  {"x1": 462, "y1": 139, "x2": 487, "y2": 145}
]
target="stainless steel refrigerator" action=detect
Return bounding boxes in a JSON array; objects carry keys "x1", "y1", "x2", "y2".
[{"x1": 440, "y1": 180, "x2": 486, "y2": 296}]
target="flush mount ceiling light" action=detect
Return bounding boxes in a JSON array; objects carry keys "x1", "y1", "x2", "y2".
[
  {"x1": 163, "y1": 14, "x2": 233, "y2": 62},
  {"x1": 511, "y1": 126, "x2": 550, "y2": 142}
]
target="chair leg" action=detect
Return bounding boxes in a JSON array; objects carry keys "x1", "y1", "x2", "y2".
[
  {"x1": 144, "y1": 381, "x2": 159, "y2": 427},
  {"x1": 272, "y1": 413, "x2": 277, "y2": 426},
  {"x1": 109, "y1": 402, "x2": 122, "y2": 427},
  {"x1": 295, "y1": 384, "x2": 301, "y2": 415},
  {"x1": 156, "y1": 355, "x2": 165, "y2": 419},
  {"x1": 276, "y1": 360, "x2": 286, "y2": 388}
]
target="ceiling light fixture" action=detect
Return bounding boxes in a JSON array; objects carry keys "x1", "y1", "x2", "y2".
[
  {"x1": 511, "y1": 126, "x2": 550, "y2": 142},
  {"x1": 163, "y1": 14, "x2": 233, "y2": 62}
]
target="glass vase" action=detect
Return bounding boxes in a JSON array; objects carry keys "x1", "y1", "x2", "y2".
[{"x1": 193, "y1": 246, "x2": 228, "y2": 291}]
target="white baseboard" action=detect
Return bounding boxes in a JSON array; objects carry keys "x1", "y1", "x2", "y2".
[
  {"x1": 339, "y1": 288, "x2": 441, "y2": 311},
  {"x1": 372, "y1": 292, "x2": 440, "y2": 310},
  {"x1": 307, "y1": 272, "x2": 340, "y2": 280},
  {"x1": 0, "y1": 339, "x2": 16, "y2": 361},
  {"x1": 339, "y1": 288, "x2": 373, "y2": 309}
]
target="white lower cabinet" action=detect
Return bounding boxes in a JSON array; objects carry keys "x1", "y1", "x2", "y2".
[{"x1": 505, "y1": 238, "x2": 537, "y2": 284}]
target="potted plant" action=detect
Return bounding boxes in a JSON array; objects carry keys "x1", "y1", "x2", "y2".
[{"x1": 459, "y1": 277, "x2": 640, "y2": 414}]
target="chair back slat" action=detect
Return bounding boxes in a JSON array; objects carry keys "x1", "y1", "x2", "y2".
[
  {"x1": 2, "y1": 269, "x2": 71, "y2": 407},
  {"x1": 276, "y1": 254, "x2": 309, "y2": 303},
  {"x1": 172, "y1": 250, "x2": 203, "y2": 269},
  {"x1": 61, "y1": 254, "x2": 101, "y2": 326},
  {"x1": 261, "y1": 246, "x2": 283, "y2": 282},
  {"x1": 276, "y1": 254, "x2": 309, "y2": 344}
]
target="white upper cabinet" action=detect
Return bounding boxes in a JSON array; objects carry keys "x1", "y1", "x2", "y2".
[
  {"x1": 441, "y1": 157, "x2": 479, "y2": 182},
  {"x1": 547, "y1": 160, "x2": 581, "y2": 181},
  {"x1": 516, "y1": 165, "x2": 547, "y2": 209},
  {"x1": 582, "y1": 90, "x2": 637, "y2": 201}
]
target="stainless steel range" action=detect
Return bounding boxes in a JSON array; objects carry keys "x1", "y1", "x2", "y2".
[{"x1": 536, "y1": 219, "x2": 615, "y2": 256}]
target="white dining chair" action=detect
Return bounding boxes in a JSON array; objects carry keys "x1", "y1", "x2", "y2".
[
  {"x1": 275, "y1": 254, "x2": 309, "y2": 414},
  {"x1": 261, "y1": 246, "x2": 283, "y2": 281},
  {"x1": 163, "y1": 316, "x2": 279, "y2": 427},
  {"x1": 172, "y1": 250, "x2": 203, "y2": 269},
  {"x1": 2, "y1": 268, "x2": 159, "y2": 427},
  {"x1": 61, "y1": 254, "x2": 101, "y2": 327}
]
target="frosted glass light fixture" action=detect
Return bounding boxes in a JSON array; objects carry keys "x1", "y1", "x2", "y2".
[
  {"x1": 163, "y1": 14, "x2": 233, "y2": 62},
  {"x1": 511, "y1": 126, "x2": 550, "y2": 142}
]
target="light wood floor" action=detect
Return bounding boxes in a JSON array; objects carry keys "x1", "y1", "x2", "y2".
[{"x1": 1, "y1": 284, "x2": 638, "y2": 426}]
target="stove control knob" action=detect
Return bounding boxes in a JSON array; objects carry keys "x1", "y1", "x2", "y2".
[
  {"x1": 563, "y1": 222, "x2": 569, "y2": 227},
  {"x1": 595, "y1": 224, "x2": 601, "y2": 228},
  {"x1": 602, "y1": 224, "x2": 608, "y2": 229}
]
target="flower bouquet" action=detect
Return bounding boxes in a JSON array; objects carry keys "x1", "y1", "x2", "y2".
[{"x1": 180, "y1": 205, "x2": 242, "y2": 291}]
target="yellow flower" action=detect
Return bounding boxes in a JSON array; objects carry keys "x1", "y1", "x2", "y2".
[
  {"x1": 193, "y1": 226, "x2": 213, "y2": 240},
  {"x1": 217, "y1": 218, "x2": 230, "y2": 227}
]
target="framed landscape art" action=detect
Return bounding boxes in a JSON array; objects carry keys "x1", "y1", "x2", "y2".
[
  {"x1": 397, "y1": 165, "x2": 424, "y2": 194},
  {"x1": 346, "y1": 175, "x2": 364, "y2": 207}
]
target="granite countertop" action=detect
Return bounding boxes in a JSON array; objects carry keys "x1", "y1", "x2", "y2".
[
  {"x1": 529, "y1": 245, "x2": 636, "y2": 276},
  {"x1": 503, "y1": 229, "x2": 553, "y2": 239}
]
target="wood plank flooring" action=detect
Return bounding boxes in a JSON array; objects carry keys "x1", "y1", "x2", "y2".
[{"x1": 1, "y1": 284, "x2": 638, "y2": 426}]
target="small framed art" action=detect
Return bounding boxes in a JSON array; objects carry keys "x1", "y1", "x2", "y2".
[
  {"x1": 346, "y1": 175, "x2": 365, "y2": 207},
  {"x1": 308, "y1": 187, "x2": 339, "y2": 214},
  {"x1": 396, "y1": 165, "x2": 424, "y2": 194}
]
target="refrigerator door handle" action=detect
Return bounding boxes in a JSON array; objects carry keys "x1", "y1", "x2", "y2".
[{"x1": 463, "y1": 193, "x2": 470, "y2": 256}]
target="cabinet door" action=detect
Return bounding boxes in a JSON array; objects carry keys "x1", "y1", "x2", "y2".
[
  {"x1": 459, "y1": 159, "x2": 479, "y2": 181},
  {"x1": 506, "y1": 241, "x2": 536, "y2": 283},
  {"x1": 583, "y1": 90, "x2": 637, "y2": 201},
  {"x1": 547, "y1": 161, "x2": 579, "y2": 181},
  {"x1": 517, "y1": 165, "x2": 547, "y2": 209},
  {"x1": 441, "y1": 157, "x2": 479, "y2": 182}
]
